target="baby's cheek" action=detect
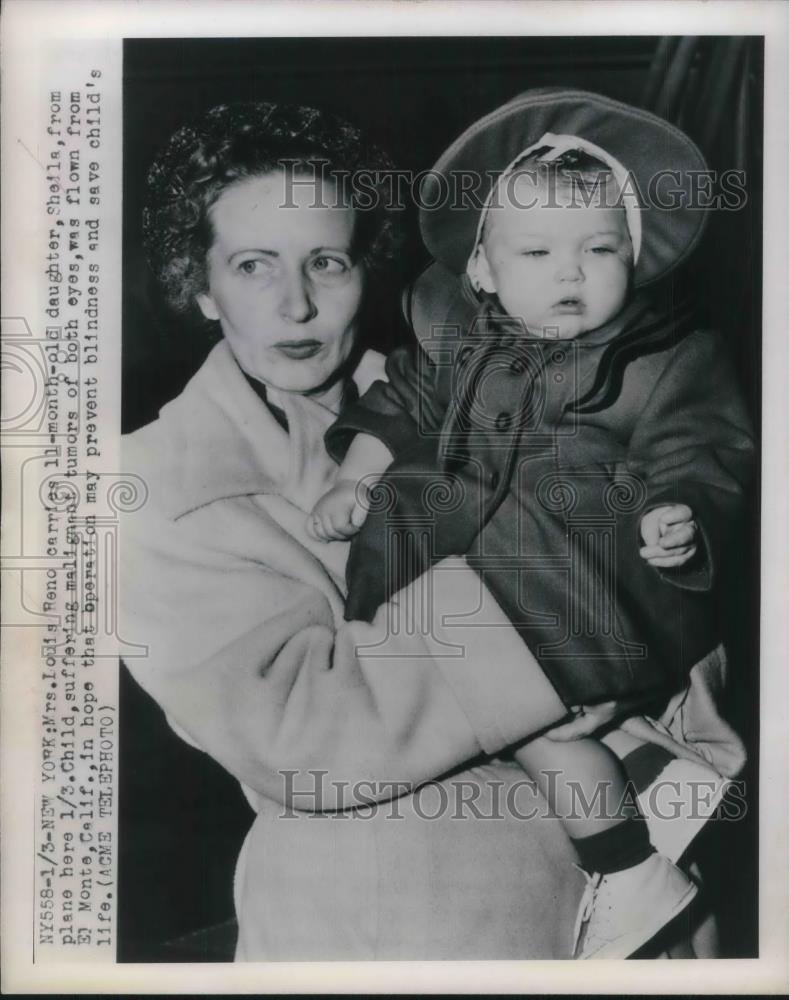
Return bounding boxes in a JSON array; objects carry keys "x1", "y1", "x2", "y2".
[{"x1": 614, "y1": 257, "x2": 635, "y2": 290}]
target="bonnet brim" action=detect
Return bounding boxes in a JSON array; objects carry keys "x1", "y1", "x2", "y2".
[{"x1": 420, "y1": 88, "x2": 709, "y2": 287}]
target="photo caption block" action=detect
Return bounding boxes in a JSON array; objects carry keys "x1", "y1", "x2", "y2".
[{"x1": 2, "y1": 37, "x2": 124, "y2": 963}]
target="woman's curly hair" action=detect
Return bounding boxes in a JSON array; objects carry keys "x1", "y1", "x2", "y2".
[{"x1": 142, "y1": 102, "x2": 403, "y2": 314}]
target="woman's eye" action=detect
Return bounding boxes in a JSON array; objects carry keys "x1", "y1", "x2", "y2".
[
  {"x1": 589, "y1": 246, "x2": 615, "y2": 255},
  {"x1": 522, "y1": 250, "x2": 549, "y2": 258},
  {"x1": 311, "y1": 255, "x2": 348, "y2": 275},
  {"x1": 238, "y1": 259, "x2": 267, "y2": 275}
]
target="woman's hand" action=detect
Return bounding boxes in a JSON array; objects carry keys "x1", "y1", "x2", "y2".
[
  {"x1": 544, "y1": 689, "x2": 658, "y2": 741},
  {"x1": 543, "y1": 686, "x2": 665, "y2": 741},
  {"x1": 544, "y1": 701, "x2": 621, "y2": 741}
]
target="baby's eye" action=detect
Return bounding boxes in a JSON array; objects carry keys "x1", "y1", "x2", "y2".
[
  {"x1": 589, "y1": 246, "x2": 616, "y2": 255},
  {"x1": 522, "y1": 249, "x2": 549, "y2": 258},
  {"x1": 311, "y1": 255, "x2": 349, "y2": 275}
]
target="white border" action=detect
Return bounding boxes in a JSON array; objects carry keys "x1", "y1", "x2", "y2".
[{"x1": 2, "y1": 0, "x2": 787, "y2": 993}]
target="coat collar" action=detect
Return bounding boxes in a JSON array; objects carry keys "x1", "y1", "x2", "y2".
[
  {"x1": 565, "y1": 294, "x2": 655, "y2": 400},
  {"x1": 157, "y1": 341, "x2": 288, "y2": 519},
  {"x1": 156, "y1": 341, "x2": 384, "y2": 521},
  {"x1": 458, "y1": 293, "x2": 656, "y2": 412},
  {"x1": 477, "y1": 292, "x2": 654, "y2": 351}
]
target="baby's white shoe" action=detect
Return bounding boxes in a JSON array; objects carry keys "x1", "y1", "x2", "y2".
[{"x1": 573, "y1": 853, "x2": 698, "y2": 959}]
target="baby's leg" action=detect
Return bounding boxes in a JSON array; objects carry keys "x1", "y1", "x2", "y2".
[
  {"x1": 514, "y1": 736, "x2": 652, "y2": 870},
  {"x1": 515, "y1": 736, "x2": 697, "y2": 959}
]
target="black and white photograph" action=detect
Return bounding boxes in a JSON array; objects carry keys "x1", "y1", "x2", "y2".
[
  {"x1": 119, "y1": 33, "x2": 761, "y2": 963},
  {"x1": 1, "y1": 2, "x2": 787, "y2": 994}
]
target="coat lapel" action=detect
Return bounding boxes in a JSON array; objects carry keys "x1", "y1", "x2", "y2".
[{"x1": 158, "y1": 341, "x2": 385, "y2": 520}]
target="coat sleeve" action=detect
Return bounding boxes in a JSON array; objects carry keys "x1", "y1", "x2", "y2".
[
  {"x1": 325, "y1": 344, "x2": 447, "y2": 463},
  {"x1": 342, "y1": 438, "x2": 491, "y2": 622},
  {"x1": 625, "y1": 329, "x2": 755, "y2": 591},
  {"x1": 120, "y1": 497, "x2": 566, "y2": 811}
]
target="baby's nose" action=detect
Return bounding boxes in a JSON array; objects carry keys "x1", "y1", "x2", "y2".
[{"x1": 556, "y1": 260, "x2": 584, "y2": 282}]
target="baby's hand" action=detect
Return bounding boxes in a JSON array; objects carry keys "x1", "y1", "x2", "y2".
[
  {"x1": 306, "y1": 479, "x2": 369, "y2": 542},
  {"x1": 639, "y1": 504, "x2": 698, "y2": 568}
]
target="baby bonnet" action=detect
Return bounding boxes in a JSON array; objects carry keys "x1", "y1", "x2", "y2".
[{"x1": 420, "y1": 88, "x2": 709, "y2": 288}]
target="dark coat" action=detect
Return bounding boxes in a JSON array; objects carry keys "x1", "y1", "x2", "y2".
[{"x1": 327, "y1": 294, "x2": 755, "y2": 706}]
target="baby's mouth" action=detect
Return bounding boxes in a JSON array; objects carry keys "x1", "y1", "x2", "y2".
[{"x1": 552, "y1": 297, "x2": 584, "y2": 314}]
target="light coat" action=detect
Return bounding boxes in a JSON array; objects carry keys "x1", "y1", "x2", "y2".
[{"x1": 121, "y1": 339, "x2": 586, "y2": 960}]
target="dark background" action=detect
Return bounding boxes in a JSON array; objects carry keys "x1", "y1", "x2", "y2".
[{"x1": 120, "y1": 36, "x2": 762, "y2": 961}]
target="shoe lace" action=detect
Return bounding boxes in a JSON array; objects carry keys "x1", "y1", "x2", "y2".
[{"x1": 571, "y1": 865, "x2": 602, "y2": 958}]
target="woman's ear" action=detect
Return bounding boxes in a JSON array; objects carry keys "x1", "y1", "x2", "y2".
[{"x1": 196, "y1": 292, "x2": 220, "y2": 322}]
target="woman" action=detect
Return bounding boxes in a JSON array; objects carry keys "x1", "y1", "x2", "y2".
[{"x1": 121, "y1": 101, "x2": 723, "y2": 960}]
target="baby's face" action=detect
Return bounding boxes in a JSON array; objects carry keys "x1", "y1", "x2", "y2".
[{"x1": 477, "y1": 176, "x2": 633, "y2": 339}]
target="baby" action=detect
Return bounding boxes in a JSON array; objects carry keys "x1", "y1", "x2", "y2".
[{"x1": 308, "y1": 94, "x2": 753, "y2": 958}]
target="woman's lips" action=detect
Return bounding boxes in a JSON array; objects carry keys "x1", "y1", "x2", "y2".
[
  {"x1": 552, "y1": 298, "x2": 584, "y2": 315},
  {"x1": 274, "y1": 339, "x2": 323, "y2": 359}
]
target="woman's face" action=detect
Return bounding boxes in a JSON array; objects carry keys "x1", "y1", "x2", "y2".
[{"x1": 197, "y1": 171, "x2": 364, "y2": 395}]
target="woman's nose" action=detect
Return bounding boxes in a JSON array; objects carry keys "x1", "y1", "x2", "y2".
[{"x1": 279, "y1": 270, "x2": 316, "y2": 322}]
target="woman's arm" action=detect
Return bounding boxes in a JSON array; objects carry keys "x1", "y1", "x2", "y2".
[{"x1": 121, "y1": 497, "x2": 567, "y2": 810}]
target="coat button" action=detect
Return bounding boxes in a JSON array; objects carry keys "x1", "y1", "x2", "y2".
[
  {"x1": 489, "y1": 470, "x2": 500, "y2": 490},
  {"x1": 510, "y1": 356, "x2": 527, "y2": 375},
  {"x1": 495, "y1": 412, "x2": 512, "y2": 430}
]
